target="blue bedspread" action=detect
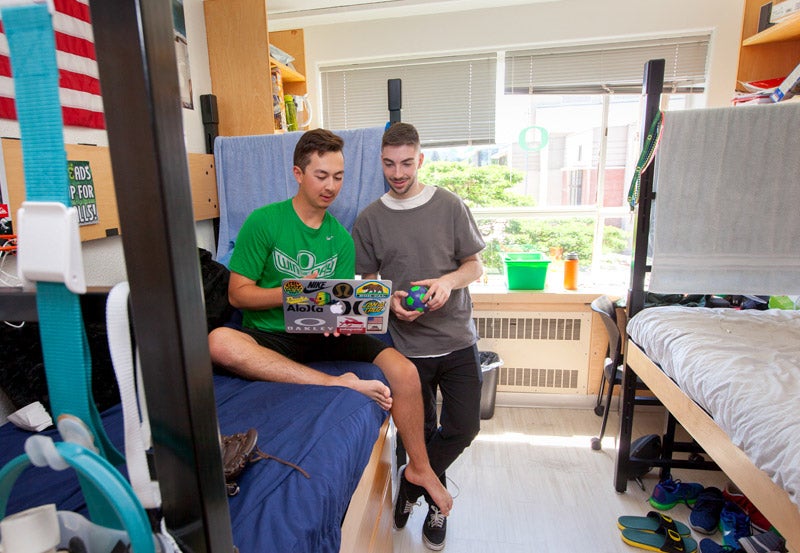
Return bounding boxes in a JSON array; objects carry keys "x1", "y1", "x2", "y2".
[{"x1": 0, "y1": 361, "x2": 389, "y2": 553}]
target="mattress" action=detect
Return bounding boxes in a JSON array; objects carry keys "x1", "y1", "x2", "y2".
[
  {"x1": 0, "y1": 361, "x2": 388, "y2": 553},
  {"x1": 627, "y1": 306, "x2": 800, "y2": 509}
]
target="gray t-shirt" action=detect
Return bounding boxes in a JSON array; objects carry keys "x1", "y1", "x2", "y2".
[{"x1": 353, "y1": 187, "x2": 485, "y2": 357}]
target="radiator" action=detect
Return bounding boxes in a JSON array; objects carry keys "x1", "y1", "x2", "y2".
[{"x1": 475, "y1": 310, "x2": 590, "y2": 394}]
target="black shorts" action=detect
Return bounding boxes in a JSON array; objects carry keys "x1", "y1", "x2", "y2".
[{"x1": 239, "y1": 327, "x2": 391, "y2": 365}]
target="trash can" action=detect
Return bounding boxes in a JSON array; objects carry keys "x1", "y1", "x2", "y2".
[{"x1": 479, "y1": 351, "x2": 502, "y2": 420}]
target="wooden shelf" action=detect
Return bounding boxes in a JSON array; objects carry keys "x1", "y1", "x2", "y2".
[
  {"x1": 736, "y1": 0, "x2": 800, "y2": 90},
  {"x1": 743, "y1": 10, "x2": 800, "y2": 46},
  {"x1": 270, "y1": 58, "x2": 305, "y2": 83}
]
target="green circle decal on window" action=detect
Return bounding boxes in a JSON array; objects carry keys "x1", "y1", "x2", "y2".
[{"x1": 518, "y1": 126, "x2": 549, "y2": 151}]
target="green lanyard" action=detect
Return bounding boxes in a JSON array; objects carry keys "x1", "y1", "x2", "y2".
[{"x1": 627, "y1": 110, "x2": 663, "y2": 210}]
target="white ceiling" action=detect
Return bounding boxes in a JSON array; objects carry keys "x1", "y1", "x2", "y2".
[{"x1": 267, "y1": 0, "x2": 559, "y2": 29}]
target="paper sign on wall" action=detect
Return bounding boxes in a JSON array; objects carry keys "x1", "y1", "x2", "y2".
[{"x1": 68, "y1": 160, "x2": 98, "y2": 226}]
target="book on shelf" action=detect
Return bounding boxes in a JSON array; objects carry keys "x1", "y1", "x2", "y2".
[
  {"x1": 770, "y1": 61, "x2": 800, "y2": 102},
  {"x1": 733, "y1": 77, "x2": 782, "y2": 105},
  {"x1": 759, "y1": 1, "x2": 775, "y2": 32},
  {"x1": 770, "y1": 0, "x2": 800, "y2": 22}
]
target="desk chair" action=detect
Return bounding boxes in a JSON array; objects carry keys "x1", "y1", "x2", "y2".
[{"x1": 590, "y1": 296, "x2": 655, "y2": 451}]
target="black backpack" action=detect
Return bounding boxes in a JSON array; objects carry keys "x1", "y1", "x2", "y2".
[
  {"x1": 198, "y1": 248, "x2": 235, "y2": 332},
  {"x1": 628, "y1": 434, "x2": 661, "y2": 490}
]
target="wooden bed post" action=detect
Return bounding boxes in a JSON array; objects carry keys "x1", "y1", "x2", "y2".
[
  {"x1": 88, "y1": 1, "x2": 234, "y2": 550},
  {"x1": 615, "y1": 59, "x2": 664, "y2": 493}
]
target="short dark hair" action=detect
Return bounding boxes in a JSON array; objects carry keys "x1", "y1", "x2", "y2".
[
  {"x1": 381, "y1": 122, "x2": 420, "y2": 149},
  {"x1": 294, "y1": 128, "x2": 344, "y2": 171}
]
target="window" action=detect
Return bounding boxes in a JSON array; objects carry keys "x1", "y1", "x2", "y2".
[
  {"x1": 504, "y1": 35, "x2": 710, "y2": 95},
  {"x1": 321, "y1": 35, "x2": 710, "y2": 292},
  {"x1": 568, "y1": 170, "x2": 584, "y2": 206},
  {"x1": 321, "y1": 53, "x2": 497, "y2": 145}
]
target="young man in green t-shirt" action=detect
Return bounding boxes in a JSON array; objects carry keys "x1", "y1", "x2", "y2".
[{"x1": 208, "y1": 128, "x2": 452, "y2": 515}]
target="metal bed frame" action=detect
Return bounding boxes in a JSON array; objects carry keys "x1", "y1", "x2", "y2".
[{"x1": 614, "y1": 59, "x2": 718, "y2": 494}]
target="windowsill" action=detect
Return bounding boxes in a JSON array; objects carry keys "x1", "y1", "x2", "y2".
[{"x1": 469, "y1": 282, "x2": 618, "y2": 305}]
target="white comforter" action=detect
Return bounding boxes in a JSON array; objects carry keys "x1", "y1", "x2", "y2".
[{"x1": 627, "y1": 307, "x2": 800, "y2": 508}]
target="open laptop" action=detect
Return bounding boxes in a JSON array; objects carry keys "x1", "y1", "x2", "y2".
[{"x1": 281, "y1": 278, "x2": 392, "y2": 334}]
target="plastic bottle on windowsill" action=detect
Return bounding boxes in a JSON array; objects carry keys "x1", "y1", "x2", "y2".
[{"x1": 563, "y1": 252, "x2": 578, "y2": 290}]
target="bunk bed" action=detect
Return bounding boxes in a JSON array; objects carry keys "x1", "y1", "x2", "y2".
[
  {"x1": 616, "y1": 60, "x2": 800, "y2": 552},
  {"x1": 0, "y1": 2, "x2": 394, "y2": 552}
]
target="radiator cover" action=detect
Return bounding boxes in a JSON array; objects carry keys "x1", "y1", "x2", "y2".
[{"x1": 474, "y1": 310, "x2": 590, "y2": 394}]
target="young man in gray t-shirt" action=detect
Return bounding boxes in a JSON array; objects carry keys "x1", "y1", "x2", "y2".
[{"x1": 353, "y1": 122, "x2": 485, "y2": 551}]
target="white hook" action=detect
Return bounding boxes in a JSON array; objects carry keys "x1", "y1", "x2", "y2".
[
  {"x1": 24, "y1": 436, "x2": 69, "y2": 471},
  {"x1": 57, "y1": 415, "x2": 99, "y2": 454}
]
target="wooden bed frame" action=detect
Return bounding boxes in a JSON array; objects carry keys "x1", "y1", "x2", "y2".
[
  {"x1": 615, "y1": 59, "x2": 800, "y2": 553},
  {"x1": 341, "y1": 419, "x2": 394, "y2": 553},
  {"x1": 625, "y1": 342, "x2": 800, "y2": 552}
]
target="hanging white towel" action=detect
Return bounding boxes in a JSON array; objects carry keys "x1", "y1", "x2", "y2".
[{"x1": 650, "y1": 102, "x2": 800, "y2": 295}]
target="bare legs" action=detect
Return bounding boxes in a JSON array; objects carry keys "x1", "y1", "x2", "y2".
[
  {"x1": 208, "y1": 327, "x2": 392, "y2": 410},
  {"x1": 372, "y1": 348, "x2": 453, "y2": 515},
  {"x1": 207, "y1": 327, "x2": 452, "y2": 514}
]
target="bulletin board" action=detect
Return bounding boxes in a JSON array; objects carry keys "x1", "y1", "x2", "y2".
[{"x1": 0, "y1": 138, "x2": 218, "y2": 241}]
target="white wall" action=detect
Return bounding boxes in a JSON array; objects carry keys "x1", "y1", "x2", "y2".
[
  {"x1": 0, "y1": 0, "x2": 215, "y2": 287},
  {"x1": 297, "y1": 0, "x2": 745, "y2": 126}
]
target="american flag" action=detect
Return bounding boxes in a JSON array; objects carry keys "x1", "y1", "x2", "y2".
[{"x1": 0, "y1": 0, "x2": 104, "y2": 129}]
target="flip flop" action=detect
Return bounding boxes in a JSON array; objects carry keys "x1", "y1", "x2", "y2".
[
  {"x1": 621, "y1": 528, "x2": 698, "y2": 553},
  {"x1": 618, "y1": 511, "x2": 692, "y2": 537}
]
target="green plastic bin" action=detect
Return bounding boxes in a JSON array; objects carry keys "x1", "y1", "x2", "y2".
[{"x1": 502, "y1": 252, "x2": 551, "y2": 290}]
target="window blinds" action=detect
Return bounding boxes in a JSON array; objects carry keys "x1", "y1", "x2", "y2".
[
  {"x1": 321, "y1": 53, "x2": 497, "y2": 146},
  {"x1": 504, "y1": 35, "x2": 710, "y2": 95}
]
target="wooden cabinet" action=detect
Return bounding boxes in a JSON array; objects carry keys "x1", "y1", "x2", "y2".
[
  {"x1": 737, "y1": 0, "x2": 800, "y2": 90},
  {"x1": 203, "y1": 0, "x2": 306, "y2": 136}
]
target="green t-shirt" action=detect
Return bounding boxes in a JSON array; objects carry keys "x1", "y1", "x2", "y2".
[{"x1": 229, "y1": 199, "x2": 355, "y2": 332}]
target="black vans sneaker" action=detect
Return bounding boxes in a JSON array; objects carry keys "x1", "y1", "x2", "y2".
[
  {"x1": 738, "y1": 530, "x2": 787, "y2": 553},
  {"x1": 422, "y1": 505, "x2": 447, "y2": 551},
  {"x1": 393, "y1": 465, "x2": 419, "y2": 530}
]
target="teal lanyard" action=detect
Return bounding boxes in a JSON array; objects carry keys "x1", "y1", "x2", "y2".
[
  {"x1": 2, "y1": 2, "x2": 139, "y2": 532},
  {"x1": 3, "y1": 2, "x2": 123, "y2": 468}
]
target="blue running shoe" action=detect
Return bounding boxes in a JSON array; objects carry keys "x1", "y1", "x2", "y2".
[
  {"x1": 691, "y1": 486, "x2": 726, "y2": 534},
  {"x1": 700, "y1": 538, "x2": 741, "y2": 553},
  {"x1": 649, "y1": 478, "x2": 705, "y2": 510},
  {"x1": 720, "y1": 501, "x2": 751, "y2": 548}
]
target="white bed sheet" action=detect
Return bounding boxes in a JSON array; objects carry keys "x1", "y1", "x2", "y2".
[{"x1": 627, "y1": 306, "x2": 800, "y2": 509}]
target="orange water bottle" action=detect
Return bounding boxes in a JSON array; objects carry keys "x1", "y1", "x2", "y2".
[{"x1": 563, "y1": 252, "x2": 578, "y2": 290}]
